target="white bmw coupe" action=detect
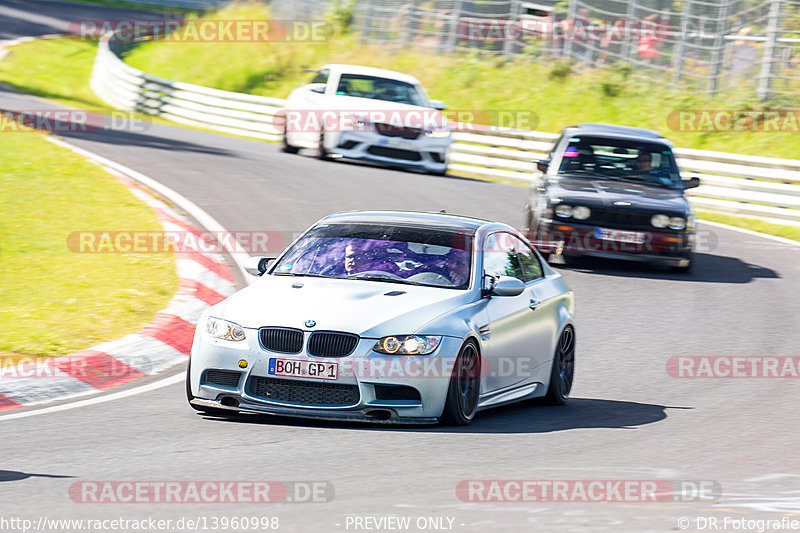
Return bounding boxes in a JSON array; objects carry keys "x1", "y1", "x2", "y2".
[
  {"x1": 280, "y1": 64, "x2": 452, "y2": 175},
  {"x1": 187, "y1": 211, "x2": 575, "y2": 425}
]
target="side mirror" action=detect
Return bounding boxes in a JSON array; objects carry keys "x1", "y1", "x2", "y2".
[
  {"x1": 309, "y1": 85, "x2": 326, "y2": 94},
  {"x1": 490, "y1": 276, "x2": 525, "y2": 297},
  {"x1": 536, "y1": 159, "x2": 550, "y2": 173},
  {"x1": 683, "y1": 176, "x2": 701, "y2": 190},
  {"x1": 429, "y1": 99, "x2": 447, "y2": 110},
  {"x1": 243, "y1": 256, "x2": 274, "y2": 277}
]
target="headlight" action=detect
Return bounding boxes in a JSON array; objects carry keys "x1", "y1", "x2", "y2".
[
  {"x1": 425, "y1": 128, "x2": 451, "y2": 138},
  {"x1": 373, "y1": 335, "x2": 442, "y2": 355},
  {"x1": 554, "y1": 204, "x2": 573, "y2": 218},
  {"x1": 206, "y1": 317, "x2": 246, "y2": 341},
  {"x1": 572, "y1": 206, "x2": 591, "y2": 220},
  {"x1": 669, "y1": 216, "x2": 686, "y2": 230},
  {"x1": 651, "y1": 214, "x2": 670, "y2": 228}
]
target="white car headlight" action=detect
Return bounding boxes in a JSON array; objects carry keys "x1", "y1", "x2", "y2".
[
  {"x1": 572, "y1": 206, "x2": 591, "y2": 220},
  {"x1": 373, "y1": 335, "x2": 442, "y2": 355},
  {"x1": 555, "y1": 204, "x2": 573, "y2": 218},
  {"x1": 651, "y1": 214, "x2": 670, "y2": 228},
  {"x1": 425, "y1": 128, "x2": 451, "y2": 138},
  {"x1": 669, "y1": 217, "x2": 687, "y2": 230},
  {"x1": 207, "y1": 317, "x2": 246, "y2": 341}
]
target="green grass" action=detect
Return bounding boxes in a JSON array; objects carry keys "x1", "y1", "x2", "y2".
[
  {"x1": 696, "y1": 210, "x2": 800, "y2": 242},
  {"x1": 0, "y1": 132, "x2": 176, "y2": 362},
  {"x1": 122, "y1": 3, "x2": 800, "y2": 159}
]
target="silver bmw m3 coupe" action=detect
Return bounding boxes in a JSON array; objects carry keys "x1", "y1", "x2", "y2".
[{"x1": 187, "y1": 211, "x2": 576, "y2": 425}]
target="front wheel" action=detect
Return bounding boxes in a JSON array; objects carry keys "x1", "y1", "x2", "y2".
[
  {"x1": 441, "y1": 340, "x2": 481, "y2": 425},
  {"x1": 543, "y1": 326, "x2": 575, "y2": 405},
  {"x1": 318, "y1": 130, "x2": 331, "y2": 160},
  {"x1": 281, "y1": 131, "x2": 299, "y2": 154}
]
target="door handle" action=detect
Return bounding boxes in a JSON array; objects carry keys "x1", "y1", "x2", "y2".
[{"x1": 529, "y1": 299, "x2": 539, "y2": 310}]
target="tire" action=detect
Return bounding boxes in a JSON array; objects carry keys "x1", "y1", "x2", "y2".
[
  {"x1": 318, "y1": 130, "x2": 331, "y2": 160},
  {"x1": 185, "y1": 360, "x2": 235, "y2": 417},
  {"x1": 441, "y1": 340, "x2": 481, "y2": 425},
  {"x1": 543, "y1": 325, "x2": 575, "y2": 405},
  {"x1": 281, "y1": 131, "x2": 299, "y2": 154}
]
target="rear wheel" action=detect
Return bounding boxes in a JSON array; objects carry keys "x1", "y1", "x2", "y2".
[
  {"x1": 441, "y1": 340, "x2": 481, "y2": 425},
  {"x1": 185, "y1": 360, "x2": 236, "y2": 417},
  {"x1": 543, "y1": 326, "x2": 575, "y2": 405}
]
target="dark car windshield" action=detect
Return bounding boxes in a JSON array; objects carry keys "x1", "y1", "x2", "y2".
[
  {"x1": 272, "y1": 223, "x2": 473, "y2": 289},
  {"x1": 336, "y1": 74, "x2": 426, "y2": 106},
  {"x1": 557, "y1": 135, "x2": 682, "y2": 188}
]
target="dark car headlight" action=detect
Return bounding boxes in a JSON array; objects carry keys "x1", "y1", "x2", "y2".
[
  {"x1": 669, "y1": 217, "x2": 686, "y2": 230},
  {"x1": 651, "y1": 214, "x2": 670, "y2": 228},
  {"x1": 572, "y1": 206, "x2": 591, "y2": 220},
  {"x1": 554, "y1": 204, "x2": 573, "y2": 218},
  {"x1": 373, "y1": 335, "x2": 441, "y2": 355}
]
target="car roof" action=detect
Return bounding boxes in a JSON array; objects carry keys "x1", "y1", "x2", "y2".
[
  {"x1": 319, "y1": 64, "x2": 422, "y2": 86},
  {"x1": 563, "y1": 123, "x2": 672, "y2": 145},
  {"x1": 318, "y1": 210, "x2": 493, "y2": 233}
]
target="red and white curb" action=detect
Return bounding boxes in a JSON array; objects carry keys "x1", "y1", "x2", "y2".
[{"x1": 0, "y1": 140, "x2": 240, "y2": 412}]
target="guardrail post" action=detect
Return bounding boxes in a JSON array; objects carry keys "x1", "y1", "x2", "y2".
[
  {"x1": 757, "y1": 0, "x2": 782, "y2": 100},
  {"x1": 672, "y1": 0, "x2": 692, "y2": 84}
]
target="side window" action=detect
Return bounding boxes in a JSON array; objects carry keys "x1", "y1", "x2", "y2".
[
  {"x1": 311, "y1": 69, "x2": 329, "y2": 85},
  {"x1": 517, "y1": 241, "x2": 544, "y2": 281},
  {"x1": 483, "y1": 233, "x2": 523, "y2": 281}
]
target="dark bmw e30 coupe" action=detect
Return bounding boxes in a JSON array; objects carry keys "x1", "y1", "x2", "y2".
[{"x1": 525, "y1": 123, "x2": 701, "y2": 272}]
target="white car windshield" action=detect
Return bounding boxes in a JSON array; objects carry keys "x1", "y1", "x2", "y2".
[
  {"x1": 335, "y1": 74, "x2": 426, "y2": 107},
  {"x1": 273, "y1": 223, "x2": 473, "y2": 289}
]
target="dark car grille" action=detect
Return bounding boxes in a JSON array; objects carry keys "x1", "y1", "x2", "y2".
[
  {"x1": 203, "y1": 370, "x2": 241, "y2": 388},
  {"x1": 307, "y1": 332, "x2": 359, "y2": 357},
  {"x1": 260, "y1": 327, "x2": 304, "y2": 354},
  {"x1": 584, "y1": 208, "x2": 664, "y2": 230},
  {"x1": 248, "y1": 376, "x2": 360, "y2": 406},
  {"x1": 366, "y1": 146, "x2": 422, "y2": 161},
  {"x1": 374, "y1": 123, "x2": 422, "y2": 139}
]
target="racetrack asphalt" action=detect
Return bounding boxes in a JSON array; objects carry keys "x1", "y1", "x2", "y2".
[{"x1": 1, "y1": 2, "x2": 800, "y2": 531}]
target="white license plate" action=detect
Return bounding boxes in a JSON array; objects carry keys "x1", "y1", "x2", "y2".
[
  {"x1": 380, "y1": 137, "x2": 415, "y2": 150},
  {"x1": 268, "y1": 358, "x2": 338, "y2": 380},
  {"x1": 594, "y1": 227, "x2": 647, "y2": 244}
]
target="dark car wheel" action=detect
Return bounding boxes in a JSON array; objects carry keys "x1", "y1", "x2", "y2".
[
  {"x1": 186, "y1": 360, "x2": 236, "y2": 417},
  {"x1": 441, "y1": 340, "x2": 481, "y2": 425},
  {"x1": 281, "y1": 131, "x2": 299, "y2": 154},
  {"x1": 543, "y1": 326, "x2": 575, "y2": 405}
]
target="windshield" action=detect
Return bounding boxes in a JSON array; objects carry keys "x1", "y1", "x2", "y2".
[
  {"x1": 557, "y1": 135, "x2": 682, "y2": 188},
  {"x1": 335, "y1": 74, "x2": 426, "y2": 106},
  {"x1": 272, "y1": 223, "x2": 473, "y2": 289}
]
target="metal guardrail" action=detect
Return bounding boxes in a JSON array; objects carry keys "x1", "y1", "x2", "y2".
[{"x1": 91, "y1": 35, "x2": 800, "y2": 224}]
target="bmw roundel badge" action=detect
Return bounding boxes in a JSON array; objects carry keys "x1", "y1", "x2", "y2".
[{"x1": 305, "y1": 320, "x2": 316, "y2": 328}]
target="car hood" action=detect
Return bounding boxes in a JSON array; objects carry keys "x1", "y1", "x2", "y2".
[
  {"x1": 550, "y1": 175, "x2": 689, "y2": 214},
  {"x1": 323, "y1": 96, "x2": 446, "y2": 127},
  {"x1": 215, "y1": 275, "x2": 472, "y2": 338}
]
